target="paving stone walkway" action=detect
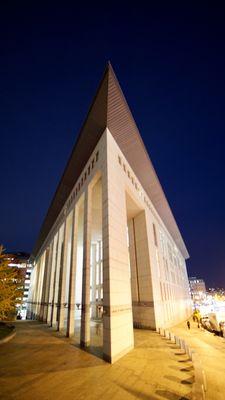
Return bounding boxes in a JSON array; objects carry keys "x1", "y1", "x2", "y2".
[
  {"x1": 0, "y1": 321, "x2": 193, "y2": 400},
  {"x1": 172, "y1": 320, "x2": 225, "y2": 400}
]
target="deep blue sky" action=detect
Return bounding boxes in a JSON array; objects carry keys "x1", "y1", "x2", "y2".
[{"x1": 1, "y1": 2, "x2": 225, "y2": 287}]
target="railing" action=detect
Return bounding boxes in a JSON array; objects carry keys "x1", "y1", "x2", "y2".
[{"x1": 157, "y1": 328, "x2": 207, "y2": 400}]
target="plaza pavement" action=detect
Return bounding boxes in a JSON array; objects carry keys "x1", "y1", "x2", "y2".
[
  {"x1": 0, "y1": 321, "x2": 193, "y2": 400},
  {"x1": 172, "y1": 320, "x2": 225, "y2": 400}
]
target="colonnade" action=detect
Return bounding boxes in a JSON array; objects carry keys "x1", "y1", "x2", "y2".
[
  {"x1": 29, "y1": 168, "x2": 155, "y2": 363},
  {"x1": 29, "y1": 132, "x2": 138, "y2": 363},
  {"x1": 29, "y1": 183, "x2": 94, "y2": 345}
]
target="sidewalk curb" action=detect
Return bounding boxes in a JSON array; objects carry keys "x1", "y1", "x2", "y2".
[
  {"x1": 0, "y1": 326, "x2": 16, "y2": 345},
  {"x1": 157, "y1": 327, "x2": 206, "y2": 400}
]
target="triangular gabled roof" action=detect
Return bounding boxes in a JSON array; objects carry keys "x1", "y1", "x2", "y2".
[{"x1": 33, "y1": 63, "x2": 189, "y2": 259}]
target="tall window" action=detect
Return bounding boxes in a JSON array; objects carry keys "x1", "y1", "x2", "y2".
[{"x1": 153, "y1": 223, "x2": 158, "y2": 247}]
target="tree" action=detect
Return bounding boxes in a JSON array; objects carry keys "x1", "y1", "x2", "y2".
[{"x1": 0, "y1": 246, "x2": 25, "y2": 320}]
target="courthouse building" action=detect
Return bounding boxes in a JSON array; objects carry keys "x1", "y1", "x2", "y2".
[{"x1": 29, "y1": 63, "x2": 191, "y2": 363}]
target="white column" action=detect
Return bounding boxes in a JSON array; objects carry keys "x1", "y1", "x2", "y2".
[
  {"x1": 40, "y1": 248, "x2": 50, "y2": 321},
  {"x1": 128, "y1": 219, "x2": 140, "y2": 304},
  {"x1": 66, "y1": 205, "x2": 79, "y2": 337},
  {"x1": 35, "y1": 254, "x2": 45, "y2": 318},
  {"x1": 58, "y1": 215, "x2": 71, "y2": 331},
  {"x1": 47, "y1": 233, "x2": 58, "y2": 325},
  {"x1": 129, "y1": 212, "x2": 156, "y2": 329},
  {"x1": 43, "y1": 243, "x2": 53, "y2": 322},
  {"x1": 91, "y1": 243, "x2": 97, "y2": 319},
  {"x1": 97, "y1": 240, "x2": 102, "y2": 303},
  {"x1": 30, "y1": 265, "x2": 37, "y2": 319},
  {"x1": 102, "y1": 130, "x2": 134, "y2": 363},
  {"x1": 52, "y1": 224, "x2": 64, "y2": 327},
  {"x1": 80, "y1": 186, "x2": 92, "y2": 347},
  {"x1": 33, "y1": 259, "x2": 41, "y2": 318}
]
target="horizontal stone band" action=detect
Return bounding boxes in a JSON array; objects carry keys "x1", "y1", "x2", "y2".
[
  {"x1": 103, "y1": 305, "x2": 132, "y2": 316},
  {"x1": 132, "y1": 301, "x2": 154, "y2": 307}
]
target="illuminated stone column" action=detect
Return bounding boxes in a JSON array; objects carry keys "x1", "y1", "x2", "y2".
[
  {"x1": 98, "y1": 240, "x2": 103, "y2": 303},
  {"x1": 58, "y1": 214, "x2": 71, "y2": 331},
  {"x1": 80, "y1": 186, "x2": 92, "y2": 347},
  {"x1": 91, "y1": 243, "x2": 97, "y2": 319},
  {"x1": 36, "y1": 253, "x2": 46, "y2": 318},
  {"x1": 43, "y1": 243, "x2": 53, "y2": 322},
  {"x1": 47, "y1": 233, "x2": 58, "y2": 325},
  {"x1": 52, "y1": 224, "x2": 64, "y2": 327},
  {"x1": 128, "y1": 219, "x2": 140, "y2": 303},
  {"x1": 33, "y1": 258, "x2": 41, "y2": 318},
  {"x1": 66, "y1": 205, "x2": 79, "y2": 337},
  {"x1": 40, "y1": 247, "x2": 50, "y2": 321},
  {"x1": 102, "y1": 129, "x2": 134, "y2": 363},
  {"x1": 128, "y1": 212, "x2": 156, "y2": 329},
  {"x1": 30, "y1": 264, "x2": 38, "y2": 319}
]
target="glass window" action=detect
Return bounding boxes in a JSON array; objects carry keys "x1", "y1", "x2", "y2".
[{"x1": 153, "y1": 223, "x2": 158, "y2": 247}]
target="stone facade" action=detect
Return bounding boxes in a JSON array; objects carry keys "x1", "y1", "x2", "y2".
[{"x1": 28, "y1": 64, "x2": 191, "y2": 363}]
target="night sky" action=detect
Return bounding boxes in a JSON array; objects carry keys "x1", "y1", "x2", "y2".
[{"x1": 1, "y1": 2, "x2": 225, "y2": 288}]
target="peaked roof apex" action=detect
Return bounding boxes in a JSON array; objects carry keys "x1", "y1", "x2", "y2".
[{"x1": 33, "y1": 64, "x2": 189, "y2": 259}]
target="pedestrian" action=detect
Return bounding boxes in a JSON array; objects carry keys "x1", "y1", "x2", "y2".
[{"x1": 187, "y1": 320, "x2": 190, "y2": 330}]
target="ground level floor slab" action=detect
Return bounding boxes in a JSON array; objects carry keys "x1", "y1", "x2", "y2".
[{"x1": 0, "y1": 321, "x2": 193, "y2": 400}]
